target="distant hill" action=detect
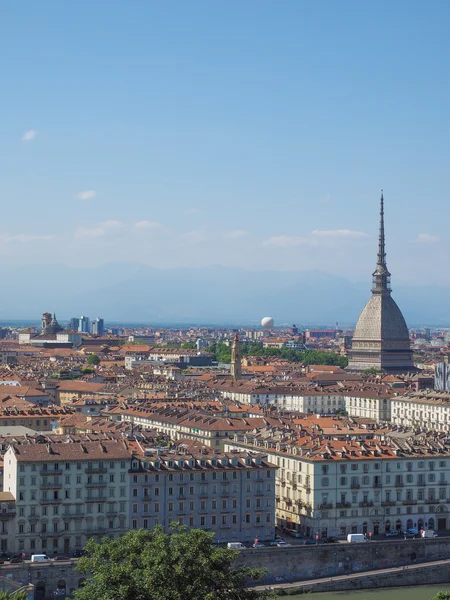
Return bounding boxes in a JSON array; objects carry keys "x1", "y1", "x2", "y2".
[{"x1": 0, "y1": 263, "x2": 448, "y2": 326}]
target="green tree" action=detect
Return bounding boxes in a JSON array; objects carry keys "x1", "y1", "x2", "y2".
[
  {"x1": 430, "y1": 593, "x2": 450, "y2": 600},
  {"x1": 0, "y1": 592, "x2": 29, "y2": 600},
  {"x1": 87, "y1": 354, "x2": 101, "y2": 366},
  {"x1": 363, "y1": 367, "x2": 380, "y2": 375},
  {"x1": 75, "y1": 527, "x2": 272, "y2": 600},
  {"x1": 182, "y1": 342, "x2": 197, "y2": 349}
]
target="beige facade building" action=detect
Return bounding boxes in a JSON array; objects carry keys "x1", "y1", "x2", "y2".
[
  {"x1": 391, "y1": 391, "x2": 450, "y2": 431},
  {"x1": 3, "y1": 440, "x2": 131, "y2": 555},
  {"x1": 226, "y1": 432, "x2": 450, "y2": 538}
]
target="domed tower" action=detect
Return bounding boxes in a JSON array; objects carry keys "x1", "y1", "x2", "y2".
[{"x1": 347, "y1": 193, "x2": 414, "y2": 373}]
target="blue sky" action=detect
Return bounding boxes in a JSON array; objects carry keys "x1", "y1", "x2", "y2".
[{"x1": 1, "y1": 0, "x2": 450, "y2": 285}]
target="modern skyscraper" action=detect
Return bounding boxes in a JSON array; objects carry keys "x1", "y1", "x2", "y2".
[
  {"x1": 78, "y1": 316, "x2": 90, "y2": 334},
  {"x1": 69, "y1": 317, "x2": 79, "y2": 331},
  {"x1": 230, "y1": 333, "x2": 242, "y2": 380},
  {"x1": 347, "y1": 193, "x2": 414, "y2": 373},
  {"x1": 91, "y1": 317, "x2": 104, "y2": 336}
]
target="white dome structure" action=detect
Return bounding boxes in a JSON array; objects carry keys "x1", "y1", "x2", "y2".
[{"x1": 261, "y1": 317, "x2": 274, "y2": 329}]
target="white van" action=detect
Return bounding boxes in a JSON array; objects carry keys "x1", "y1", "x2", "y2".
[
  {"x1": 227, "y1": 542, "x2": 246, "y2": 550},
  {"x1": 347, "y1": 534, "x2": 368, "y2": 543},
  {"x1": 31, "y1": 554, "x2": 51, "y2": 563},
  {"x1": 421, "y1": 530, "x2": 438, "y2": 538}
]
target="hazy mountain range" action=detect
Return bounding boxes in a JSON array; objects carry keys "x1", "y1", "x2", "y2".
[{"x1": 0, "y1": 263, "x2": 448, "y2": 327}]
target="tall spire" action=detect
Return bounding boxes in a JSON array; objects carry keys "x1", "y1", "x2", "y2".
[
  {"x1": 377, "y1": 191, "x2": 386, "y2": 269},
  {"x1": 230, "y1": 332, "x2": 242, "y2": 380},
  {"x1": 372, "y1": 191, "x2": 391, "y2": 294}
]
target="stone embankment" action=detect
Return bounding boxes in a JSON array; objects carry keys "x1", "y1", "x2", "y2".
[{"x1": 234, "y1": 537, "x2": 450, "y2": 587}]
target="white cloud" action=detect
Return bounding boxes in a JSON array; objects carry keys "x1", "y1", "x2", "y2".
[
  {"x1": 75, "y1": 220, "x2": 123, "y2": 239},
  {"x1": 22, "y1": 129, "x2": 38, "y2": 142},
  {"x1": 223, "y1": 229, "x2": 247, "y2": 239},
  {"x1": 182, "y1": 230, "x2": 207, "y2": 243},
  {"x1": 312, "y1": 229, "x2": 369, "y2": 238},
  {"x1": 0, "y1": 233, "x2": 53, "y2": 244},
  {"x1": 416, "y1": 233, "x2": 440, "y2": 244},
  {"x1": 184, "y1": 208, "x2": 203, "y2": 215},
  {"x1": 134, "y1": 220, "x2": 163, "y2": 230},
  {"x1": 75, "y1": 190, "x2": 96, "y2": 201},
  {"x1": 262, "y1": 235, "x2": 311, "y2": 248}
]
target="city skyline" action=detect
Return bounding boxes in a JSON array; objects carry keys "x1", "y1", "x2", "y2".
[{"x1": 1, "y1": 2, "x2": 450, "y2": 288}]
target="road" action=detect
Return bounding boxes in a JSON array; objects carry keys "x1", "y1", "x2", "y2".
[{"x1": 252, "y1": 557, "x2": 450, "y2": 592}]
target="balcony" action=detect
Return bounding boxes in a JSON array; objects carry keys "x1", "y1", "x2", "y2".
[
  {"x1": 336, "y1": 502, "x2": 351, "y2": 508},
  {"x1": 86, "y1": 482, "x2": 107, "y2": 488},
  {"x1": 40, "y1": 468, "x2": 62, "y2": 476},
  {"x1": 319, "y1": 503, "x2": 333, "y2": 510},
  {"x1": 304, "y1": 487, "x2": 311, "y2": 494},
  {"x1": 395, "y1": 482, "x2": 404, "y2": 488},
  {"x1": 403, "y1": 500, "x2": 417, "y2": 506},
  {"x1": 85, "y1": 467, "x2": 107, "y2": 474},
  {"x1": 40, "y1": 483, "x2": 62, "y2": 490},
  {"x1": 359, "y1": 501, "x2": 374, "y2": 508},
  {"x1": 85, "y1": 497, "x2": 106, "y2": 503},
  {"x1": 40, "y1": 497, "x2": 62, "y2": 504},
  {"x1": 381, "y1": 501, "x2": 396, "y2": 507},
  {"x1": 439, "y1": 481, "x2": 448, "y2": 486},
  {"x1": 373, "y1": 482, "x2": 382, "y2": 488},
  {"x1": 350, "y1": 483, "x2": 360, "y2": 489}
]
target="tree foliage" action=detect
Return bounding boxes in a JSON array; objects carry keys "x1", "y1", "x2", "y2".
[
  {"x1": 87, "y1": 354, "x2": 101, "y2": 366},
  {"x1": 0, "y1": 592, "x2": 29, "y2": 600},
  {"x1": 75, "y1": 527, "x2": 272, "y2": 600},
  {"x1": 182, "y1": 342, "x2": 197, "y2": 349},
  {"x1": 207, "y1": 341, "x2": 348, "y2": 368},
  {"x1": 430, "y1": 593, "x2": 450, "y2": 600},
  {"x1": 363, "y1": 367, "x2": 380, "y2": 375}
]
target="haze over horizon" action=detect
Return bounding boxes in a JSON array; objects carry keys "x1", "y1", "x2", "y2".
[{"x1": 1, "y1": 1, "x2": 450, "y2": 321}]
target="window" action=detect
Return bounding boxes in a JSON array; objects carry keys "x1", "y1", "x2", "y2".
[{"x1": 322, "y1": 477, "x2": 329, "y2": 487}]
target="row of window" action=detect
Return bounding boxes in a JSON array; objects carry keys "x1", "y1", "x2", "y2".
[
  {"x1": 131, "y1": 513, "x2": 272, "y2": 529},
  {"x1": 19, "y1": 473, "x2": 125, "y2": 487},
  {"x1": 131, "y1": 496, "x2": 271, "y2": 514},
  {"x1": 19, "y1": 461, "x2": 127, "y2": 472}
]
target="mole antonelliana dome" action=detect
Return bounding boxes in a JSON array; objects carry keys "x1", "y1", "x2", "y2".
[{"x1": 347, "y1": 193, "x2": 414, "y2": 373}]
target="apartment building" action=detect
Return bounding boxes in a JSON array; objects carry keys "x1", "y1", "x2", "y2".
[
  {"x1": 56, "y1": 381, "x2": 111, "y2": 406},
  {"x1": 216, "y1": 383, "x2": 393, "y2": 422},
  {"x1": 226, "y1": 432, "x2": 450, "y2": 539},
  {"x1": 344, "y1": 390, "x2": 392, "y2": 421},
  {"x1": 3, "y1": 439, "x2": 131, "y2": 555},
  {"x1": 391, "y1": 391, "x2": 450, "y2": 431},
  {"x1": 128, "y1": 442, "x2": 276, "y2": 543},
  {"x1": 116, "y1": 406, "x2": 284, "y2": 450},
  {"x1": 0, "y1": 406, "x2": 73, "y2": 432}
]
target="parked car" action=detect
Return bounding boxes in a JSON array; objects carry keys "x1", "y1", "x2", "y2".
[
  {"x1": 421, "y1": 530, "x2": 438, "y2": 538},
  {"x1": 324, "y1": 536, "x2": 338, "y2": 543},
  {"x1": 227, "y1": 542, "x2": 246, "y2": 550},
  {"x1": 252, "y1": 542, "x2": 266, "y2": 548},
  {"x1": 53, "y1": 555, "x2": 70, "y2": 561},
  {"x1": 0, "y1": 552, "x2": 11, "y2": 560},
  {"x1": 72, "y1": 550, "x2": 86, "y2": 558},
  {"x1": 385, "y1": 530, "x2": 399, "y2": 537},
  {"x1": 276, "y1": 541, "x2": 292, "y2": 547},
  {"x1": 9, "y1": 556, "x2": 22, "y2": 564},
  {"x1": 302, "y1": 539, "x2": 316, "y2": 545},
  {"x1": 347, "y1": 534, "x2": 368, "y2": 543},
  {"x1": 406, "y1": 528, "x2": 419, "y2": 535}
]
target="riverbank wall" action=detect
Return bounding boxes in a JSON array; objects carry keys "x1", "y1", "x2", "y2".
[
  {"x1": 273, "y1": 562, "x2": 450, "y2": 595},
  {"x1": 235, "y1": 537, "x2": 450, "y2": 584}
]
